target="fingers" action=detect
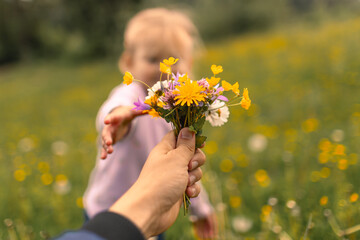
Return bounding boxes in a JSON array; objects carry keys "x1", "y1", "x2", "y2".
[
  {"x1": 175, "y1": 128, "x2": 195, "y2": 163},
  {"x1": 152, "y1": 131, "x2": 176, "y2": 154},
  {"x1": 186, "y1": 183, "x2": 200, "y2": 198},
  {"x1": 188, "y1": 149, "x2": 206, "y2": 171},
  {"x1": 188, "y1": 168, "x2": 202, "y2": 186}
]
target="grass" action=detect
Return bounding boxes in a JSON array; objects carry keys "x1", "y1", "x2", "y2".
[{"x1": 1, "y1": 17, "x2": 360, "y2": 239}]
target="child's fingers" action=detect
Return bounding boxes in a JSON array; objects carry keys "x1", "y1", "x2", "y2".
[
  {"x1": 104, "y1": 114, "x2": 112, "y2": 124},
  {"x1": 107, "y1": 145, "x2": 113, "y2": 154},
  {"x1": 100, "y1": 148, "x2": 107, "y2": 159},
  {"x1": 188, "y1": 149, "x2": 206, "y2": 171},
  {"x1": 102, "y1": 126, "x2": 113, "y2": 145}
]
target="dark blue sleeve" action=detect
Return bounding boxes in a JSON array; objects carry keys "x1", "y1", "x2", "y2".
[
  {"x1": 54, "y1": 230, "x2": 105, "y2": 240},
  {"x1": 54, "y1": 212, "x2": 145, "y2": 240}
]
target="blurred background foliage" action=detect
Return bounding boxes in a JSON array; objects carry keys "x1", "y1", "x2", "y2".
[
  {"x1": 2, "y1": 0, "x2": 360, "y2": 240},
  {"x1": 1, "y1": 0, "x2": 360, "y2": 64}
]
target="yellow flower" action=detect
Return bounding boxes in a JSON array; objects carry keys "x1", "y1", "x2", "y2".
[
  {"x1": 232, "y1": 82, "x2": 240, "y2": 95},
  {"x1": 229, "y1": 196, "x2": 242, "y2": 208},
  {"x1": 261, "y1": 205, "x2": 272, "y2": 216},
  {"x1": 240, "y1": 88, "x2": 251, "y2": 110},
  {"x1": 221, "y1": 80, "x2": 240, "y2": 95},
  {"x1": 338, "y1": 159, "x2": 348, "y2": 170},
  {"x1": 123, "y1": 71, "x2": 134, "y2": 85},
  {"x1": 206, "y1": 77, "x2": 220, "y2": 87},
  {"x1": 220, "y1": 159, "x2": 233, "y2": 172},
  {"x1": 222, "y1": 80, "x2": 233, "y2": 91},
  {"x1": 163, "y1": 57, "x2": 179, "y2": 66},
  {"x1": 174, "y1": 80, "x2": 206, "y2": 106},
  {"x1": 160, "y1": 62, "x2": 171, "y2": 74},
  {"x1": 211, "y1": 64, "x2": 223, "y2": 75},
  {"x1": 319, "y1": 139, "x2": 332, "y2": 152},
  {"x1": 157, "y1": 100, "x2": 166, "y2": 108},
  {"x1": 143, "y1": 109, "x2": 160, "y2": 118},
  {"x1": 350, "y1": 193, "x2": 359, "y2": 203},
  {"x1": 320, "y1": 196, "x2": 328, "y2": 206},
  {"x1": 178, "y1": 73, "x2": 190, "y2": 83},
  {"x1": 318, "y1": 152, "x2": 330, "y2": 164},
  {"x1": 144, "y1": 95, "x2": 158, "y2": 106},
  {"x1": 333, "y1": 144, "x2": 346, "y2": 155},
  {"x1": 41, "y1": 173, "x2": 53, "y2": 185},
  {"x1": 302, "y1": 118, "x2": 319, "y2": 133},
  {"x1": 14, "y1": 169, "x2": 26, "y2": 182},
  {"x1": 255, "y1": 169, "x2": 270, "y2": 187}
]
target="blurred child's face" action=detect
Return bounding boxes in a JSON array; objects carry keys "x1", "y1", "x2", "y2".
[{"x1": 128, "y1": 44, "x2": 192, "y2": 87}]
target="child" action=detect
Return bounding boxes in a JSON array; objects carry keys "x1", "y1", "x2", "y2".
[{"x1": 83, "y1": 8, "x2": 217, "y2": 239}]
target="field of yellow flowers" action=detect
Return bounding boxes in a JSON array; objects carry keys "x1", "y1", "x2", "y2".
[{"x1": 1, "y1": 17, "x2": 360, "y2": 239}]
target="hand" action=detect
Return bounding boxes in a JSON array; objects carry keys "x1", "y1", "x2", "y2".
[
  {"x1": 193, "y1": 213, "x2": 218, "y2": 239},
  {"x1": 101, "y1": 106, "x2": 143, "y2": 159},
  {"x1": 109, "y1": 128, "x2": 206, "y2": 238}
]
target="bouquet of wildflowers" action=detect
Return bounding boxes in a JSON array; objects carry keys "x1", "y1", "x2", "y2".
[{"x1": 123, "y1": 57, "x2": 251, "y2": 213}]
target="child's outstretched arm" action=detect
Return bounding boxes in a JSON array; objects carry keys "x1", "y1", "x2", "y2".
[{"x1": 101, "y1": 106, "x2": 144, "y2": 159}]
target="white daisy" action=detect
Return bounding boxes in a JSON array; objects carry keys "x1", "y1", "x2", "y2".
[
  {"x1": 147, "y1": 80, "x2": 169, "y2": 97},
  {"x1": 206, "y1": 100, "x2": 230, "y2": 127}
]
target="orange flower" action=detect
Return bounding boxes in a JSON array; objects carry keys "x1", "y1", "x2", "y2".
[
  {"x1": 123, "y1": 71, "x2": 133, "y2": 85},
  {"x1": 240, "y1": 88, "x2": 251, "y2": 110}
]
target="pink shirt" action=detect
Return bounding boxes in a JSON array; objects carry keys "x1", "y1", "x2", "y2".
[{"x1": 83, "y1": 83, "x2": 213, "y2": 219}]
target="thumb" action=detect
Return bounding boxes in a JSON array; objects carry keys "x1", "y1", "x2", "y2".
[{"x1": 175, "y1": 128, "x2": 196, "y2": 162}]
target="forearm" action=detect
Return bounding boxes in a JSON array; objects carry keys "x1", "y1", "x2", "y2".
[{"x1": 54, "y1": 212, "x2": 145, "y2": 240}]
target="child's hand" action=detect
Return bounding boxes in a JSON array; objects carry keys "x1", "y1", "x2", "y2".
[
  {"x1": 101, "y1": 106, "x2": 144, "y2": 159},
  {"x1": 193, "y1": 213, "x2": 218, "y2": 239}
]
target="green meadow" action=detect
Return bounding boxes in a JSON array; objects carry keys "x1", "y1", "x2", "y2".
[{"x1": 1, "y1": 17, "x2": 360, "y2": 239}]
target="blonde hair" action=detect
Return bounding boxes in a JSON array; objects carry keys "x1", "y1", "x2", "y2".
[{"x1": 119, "y1": 8, "x2": 201, "y2": 72}]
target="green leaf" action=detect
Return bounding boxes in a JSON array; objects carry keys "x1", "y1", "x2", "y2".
[
  {"x1": 192, "y1": 116, "x2": 206, "y2": 132},
  {"x1": 189, "y1": 125, "x2": 197, "y2": 134},
  {"x1": 195, "y1": 135, "x2": 207, "y2": 148}
]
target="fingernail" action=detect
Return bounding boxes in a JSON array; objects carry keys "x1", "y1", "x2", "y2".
[
  {"x1": 189, "y1": 175, "x2": 196, "y2": 185},
  {"x1": 191, "y1": 161, "x2": 198, "y2": 170},
  {"x1": 180, "y1": 128, "x2": 193, "y2": 139}
]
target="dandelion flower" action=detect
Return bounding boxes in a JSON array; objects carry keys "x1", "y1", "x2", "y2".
[
  {"x1": 211, "y1": 64, "x2": 223, "y2": 75},
  {"x1": 206, "y1": 100, "x2": 230, "y2": 126},
  {"x1": 123, "y1": 71, "x2": 134, "y2": 85},
  {"x1": 174, "y1": 80, "x2": 206, "y2": 106},
  {"x1": 240, "y1": 88, "x2": 251, "y2": 110}
]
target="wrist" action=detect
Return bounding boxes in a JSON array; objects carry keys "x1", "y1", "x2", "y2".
[{"x1": 109, "y1": 182, "x2": 157, "y2": 238}]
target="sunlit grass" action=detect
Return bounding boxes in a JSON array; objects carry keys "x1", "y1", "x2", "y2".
[{"x1": 1, "y1": 17, "x2": 360, "y2": 239}]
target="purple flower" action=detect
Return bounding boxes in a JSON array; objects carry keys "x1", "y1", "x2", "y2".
[
  {"x1": 133, "y1": 98, "x2": 151, "y2": 111},
  {"x1": 172, "y1": 72, "x2": 182, "y2": 81},
  {"x1": 217, "y1": 95, "x2": 229, "y2": 101},
  {"x1": 197, "y1": 78, "x2": 210, "y2": 89},
  {"x1": 215, "y1": 87, "x2": 224, "y2": 94},
  {"x1": 161, "y1": 91, "x2": 177, "y2": 110}
]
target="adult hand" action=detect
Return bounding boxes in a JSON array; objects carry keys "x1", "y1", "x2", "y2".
[{"x1": 109, "y1": 128, "x2": 206, "y2": 238}]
